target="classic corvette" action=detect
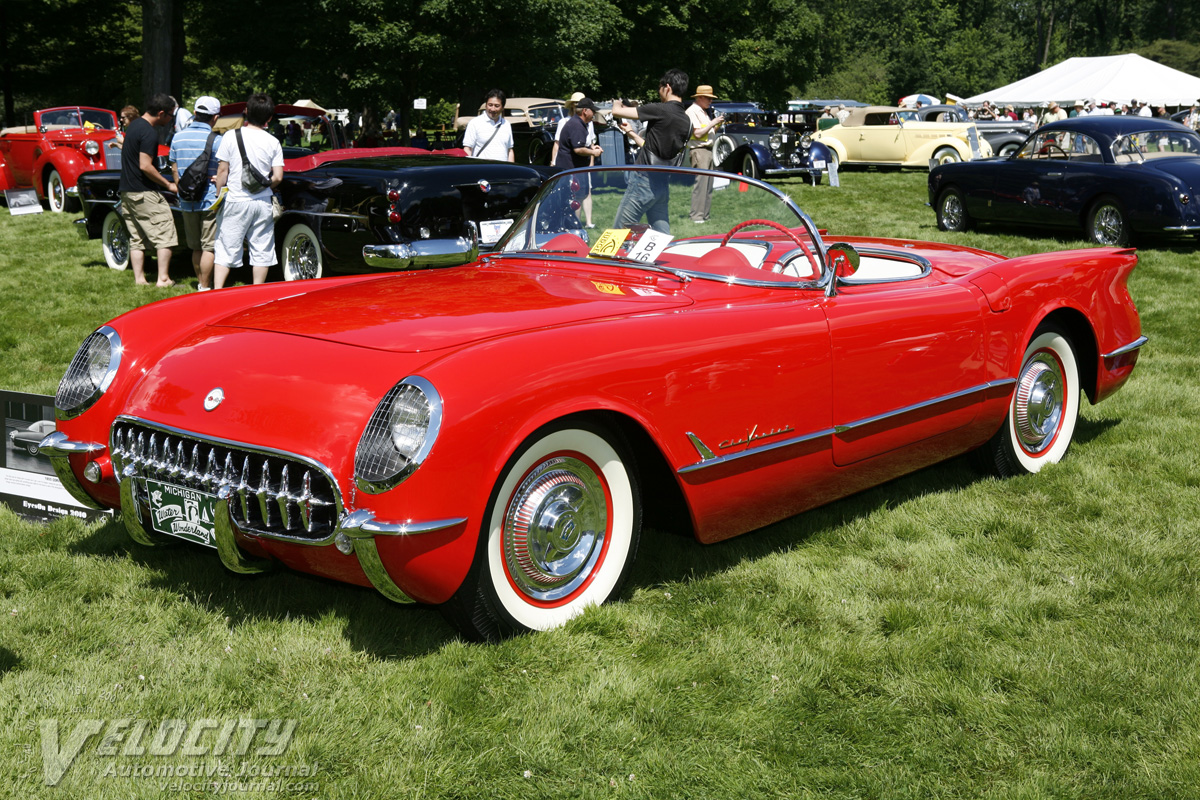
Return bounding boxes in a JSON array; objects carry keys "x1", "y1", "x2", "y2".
[
  {"x1": 929, "y1": 116, "x2": 1200, "y2": 246},
  {"x1": 0, "y1": 106, "x2": 122, "y2": 212},
  {"x1": 813, "y1": 106, "x2": 992, "y2": 169},
  {"x1": 42, "y1": 165, "x2": 1145, "y2": 640},
  {"x1": 711, "y1": 102, "x2": 831, "y2": 182},
  {"x1": 74, "y1": 104, "x2": 553, "y2": 279}
]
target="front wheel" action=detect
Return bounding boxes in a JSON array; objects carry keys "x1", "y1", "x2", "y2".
[
  {"x1": 741, "y1": 152, "x2": 760, "y2": 180},
  {"x1": 932, "y1": 147, "x2": 961, "y2": 166},
  {"x1": 443, "y1": 420, "x2": 641, "y2": 640},
  {"x1": 976, "y1": 326, "x2": 1080, "y2": 476},
  {"x1": 281, "y1": 223, "x2": 323, "y2": 280},
  {"x1": 101, "y1": 210, "x2": 130, "y2": 270},
  {"x1": 1087, "y1": 197, "x2": 1130, "y2": 247},
  {"x1": 936, "y1": 187, "x2": 971, "y2": 232},
  {"x1": 46, "y1": 169, "x2": 77, "y2": 213}
]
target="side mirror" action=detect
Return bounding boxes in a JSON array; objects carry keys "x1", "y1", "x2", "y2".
[{"x1": 824, "y1": 242, "x2": 860, "y2": 297}]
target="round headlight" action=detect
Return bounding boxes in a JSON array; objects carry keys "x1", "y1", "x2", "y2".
[
  {"x1": 84, "y1": 140, "x2": 101, "y2": 157},
  {"x1": 355, "y1": 377, "x2": 442, "y2": 493},
  {"x1": 800, "y1": 133, "x2": 812, "y2": 148},
  {"x1": 769, "y1": 133, "x2": 783, "y2": 152},
  {"x1": 56, "y1": 326, "x2": 122, "y2": 420}
]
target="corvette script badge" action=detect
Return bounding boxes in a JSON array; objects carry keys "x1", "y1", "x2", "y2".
[{"x1": 203, "y1": 388, "x2": 224, "y2": 411}]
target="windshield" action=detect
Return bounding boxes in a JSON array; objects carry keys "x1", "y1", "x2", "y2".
[
  {"x1": 41, "y1": 107, "x2": 117, "y2": 130},
  {"x1": 1112, "y1": 129, "x2": 1200, "y2": 162},
  {"x1": 495, "y1": 166, "x2": 827, "y2": 285}
]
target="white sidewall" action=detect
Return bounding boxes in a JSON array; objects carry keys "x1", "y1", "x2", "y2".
[
  {"x1": 1007, "y1": 331, "x2": 1079, "y2": 473},
  {"x1": 486, "y1": 428, "x2": 634, "y2": 631}
]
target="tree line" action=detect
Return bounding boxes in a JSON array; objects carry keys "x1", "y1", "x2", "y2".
[{"x1": 2, "y1": 0, "x2": 1197, "y2": 136}]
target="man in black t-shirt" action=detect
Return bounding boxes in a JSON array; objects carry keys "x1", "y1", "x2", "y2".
[
  {"x1": 119, "y1": 94, "x2": 180, "y2": 287},
  {"x1": 611, "y1": 69, "x2": 691, "y2": 234},
  {"x1": 554, "y1": 98, "x2": 603, "y2": 170}
]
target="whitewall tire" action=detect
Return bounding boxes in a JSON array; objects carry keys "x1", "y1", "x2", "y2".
[{"x1": 102, "y1": 211, "x2": 130, "y2": 270}]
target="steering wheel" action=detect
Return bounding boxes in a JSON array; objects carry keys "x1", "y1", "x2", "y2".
[
  {"x1": 1042, "y1": 142, "x2": 1068, "y2": 159},
  {"x1": 720, "y1": 218, "x2": 819, "y2": 277}
]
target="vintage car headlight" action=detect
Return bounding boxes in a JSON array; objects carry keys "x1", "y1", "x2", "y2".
[
  {"x1": 355, "y1": 376, "x2": 442, "y2": 493},
  {"x1": 84, "y1": 140, "x2": 101, "y2": 157},
  {"x1": 800, "y1": 133, "x2": 812, "y2": 149},
  {"x1": 769, "y1": 133, "x2": 783, "y2": 152},
  {"x1": 56, "y1": 326, "x2": 122, "y2": 419}
]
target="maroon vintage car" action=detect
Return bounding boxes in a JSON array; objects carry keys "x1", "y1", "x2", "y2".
[{"x1": 0, "y1": 106, "x2": 122, "y2": 212}]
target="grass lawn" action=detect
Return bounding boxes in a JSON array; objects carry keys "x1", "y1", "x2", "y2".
[{"x1": 2, "y1": 171, "x2": 1200, "y2": 798}]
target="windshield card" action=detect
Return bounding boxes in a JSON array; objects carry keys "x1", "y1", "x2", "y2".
[
  {"x1": 589, "y1": 228, "x2": 631, "y2": 258},
  {"x1": 479, "y1": 219, "x2": 513, "y2": 245},
  {"x1": 146, "y1": 479, "x2": 218, "y2": 548},
  {"x1": 625, "y1": 230, "x2": 673, "y2": 263}
]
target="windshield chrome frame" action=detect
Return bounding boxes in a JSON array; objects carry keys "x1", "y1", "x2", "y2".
[{"x1": 490, "y1": 165, "x2": 833, "y2": 289}]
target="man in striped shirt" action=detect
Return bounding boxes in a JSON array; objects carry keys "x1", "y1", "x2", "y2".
[{"x1": 168, "y1": 96, "x2": 223, "y2": 291}]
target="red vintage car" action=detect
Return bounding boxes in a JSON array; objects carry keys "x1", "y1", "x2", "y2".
[
  {"x1": 0, "y1": 106, "x2": 122, "y2": 212},
  {"x1": 42, "y1": 165, "x2": 1146, "y2": 640}
]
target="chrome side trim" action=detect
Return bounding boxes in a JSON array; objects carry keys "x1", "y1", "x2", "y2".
[
  {"x1": 833, "y1": 379, "x2": 1016, "y2": 435},
  {"x1": 1102, "y1": 335, "x2": 1148, "y2": 359},
  {"x1": 1163, "y1": 225, "x2": 1200, "y2": 232},
  {"x1": 677, "y1": 379, "x2": 1016, "y2": 475},
  {"x1": 678, "y1": 428, "x2": 835, "y2": 474},
  {"x1": 686, "y1": 432, "x2": 716, "y2": 461}
]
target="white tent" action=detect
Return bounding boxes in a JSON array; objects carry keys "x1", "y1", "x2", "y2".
[{"x1": 965, "y1": 53, "x2": 1200, "y2": 107}]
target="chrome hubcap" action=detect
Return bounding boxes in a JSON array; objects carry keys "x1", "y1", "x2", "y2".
[
  {"x1": 1014, "y1": 355, "x2": 1064, "y2": 453},
  {"x1": 503, "y1": 456, "x2": 608, "y2": 601},
  {"x1": 1094, "y1": 206, "x2": 1123, "y2": 245},
  {"x1": 50, "y1": 175, "x2": 64, "y2": 209},
  {"x1": 942, "y1": 194, "x2": 963, "y2": 228},
  {"x1": 286, "y1": 234, "x2": 320, "y2": 280}
]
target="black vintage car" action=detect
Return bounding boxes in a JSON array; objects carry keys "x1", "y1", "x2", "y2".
[
  {"x1": 929, "y1": 116, "x2": 1200, "y2": 246},
  {"x1": 74, "y1": 154, "x2": 555, "y2": 280},
  {"x1": 710, "y1": 102, "x2": 830, "y2": 183},
  {"x1": 906, "y1": 105, "x2": 1034, "y2": 157}
]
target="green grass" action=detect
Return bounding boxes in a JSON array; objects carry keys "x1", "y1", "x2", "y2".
[{"x1": 2, "y1": 173, "x2": 1200, "y2": 798}]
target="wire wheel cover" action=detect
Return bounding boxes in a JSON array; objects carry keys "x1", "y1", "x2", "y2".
[
  {"x1": 502, "y1": 455, "x2": 610, "y2": 602},
  {"x1": 286, "y1": 231, "x2": 320, "y2": 279},
  {"x1": 1093, "y1": 205, "x2": 1124, "y2": 245}
]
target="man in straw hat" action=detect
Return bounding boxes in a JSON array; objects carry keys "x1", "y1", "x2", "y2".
[{"x1": 686, "y1": 84, "x2": 725, "y2": 223}]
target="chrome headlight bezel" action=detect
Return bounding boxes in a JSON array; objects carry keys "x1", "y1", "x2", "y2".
[
  {"x1": 84, "y1": 140, "x2": 101, "y2": 157},
  {"x1": 355, "y1": 376, "x2": 442, "y2": 494},
  {"x1": 55, "y1": 326, "x2": 122, "y2": 420},
  {"x1": 769, "y1": 133, "x2": 783, "y2": 152}
]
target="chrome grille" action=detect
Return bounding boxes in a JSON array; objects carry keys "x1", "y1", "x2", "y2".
[{"x1": 110, "y1": 419, "x2": 340, "y2": 542}]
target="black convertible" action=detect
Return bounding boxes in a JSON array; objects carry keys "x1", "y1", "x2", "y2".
[{"x1": 929, "y1": 116, "x2": 1200, "y2": 246}]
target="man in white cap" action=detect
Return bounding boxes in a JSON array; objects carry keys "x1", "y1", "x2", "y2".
[
  {"x1": 686, "y1": 84, "x2": 725, "y2": 223},
  {"x1": 168, "y1": 95, "x2": 223, "y2": 290}
]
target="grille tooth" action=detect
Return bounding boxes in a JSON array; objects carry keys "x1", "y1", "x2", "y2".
[{"x1": 109, "y1": 421, "x2": 339, "y2": 542}]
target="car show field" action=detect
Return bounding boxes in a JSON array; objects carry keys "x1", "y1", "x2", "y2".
[{"x1": 1, "y1": 169, "x2": 1198, "y2": 797}]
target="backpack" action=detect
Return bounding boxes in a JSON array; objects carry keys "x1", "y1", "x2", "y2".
[{"x1": 177, "y1": 130, "x2": 218, "y2": 202}]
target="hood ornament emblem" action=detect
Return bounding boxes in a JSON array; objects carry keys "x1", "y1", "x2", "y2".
[
  {"x1": 477, "y1": 179, "x2": 491, "y2": 193},
  {"x1": 204, "y1": 388, "x2": 225, "y2": 411}
]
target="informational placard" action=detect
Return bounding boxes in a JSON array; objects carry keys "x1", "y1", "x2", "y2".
[
  {"x1": 589, "y1": 228, "x2": 631, "y2": 258},
  {"x1": 625, "y1": 229, "x2": 673, "y2": 263},
  {"x1": 4, "y1": 188, "x2": 43, "y2": 215},
  {"x1": 413, "y1": 98, "x2": 427, "y2": 110},
  {"x1": 1, "y1": 390, "x2": 112, "y2": 523}
]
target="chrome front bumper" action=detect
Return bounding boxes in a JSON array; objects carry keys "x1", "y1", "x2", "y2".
[
  {"x1": 362, "y1": 234, "x2": 478, "y2": 270},
  {"x1": 40, "y1": 430, "x2": 464, "y2": 605}
]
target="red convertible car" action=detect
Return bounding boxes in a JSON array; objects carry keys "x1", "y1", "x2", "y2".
[
  {"x1": 0, "y1": 106, "x2": 122, "y2": 212},
  {"x1": 42, "y1": 165, "x2": 1146, "y2": 640}
]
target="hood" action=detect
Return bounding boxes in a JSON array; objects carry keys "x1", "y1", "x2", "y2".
[{"x1": 212, "y1": 263, "x2": 692, "y2": 352}]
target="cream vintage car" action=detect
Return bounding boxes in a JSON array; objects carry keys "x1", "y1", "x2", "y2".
[{"x1": 813, "y1": 106, "x2": 991, "y2": 170}]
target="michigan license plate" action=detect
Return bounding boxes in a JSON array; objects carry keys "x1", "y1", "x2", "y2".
[{"x1": 146, "y1": 479, "x2": 218, "y2": 548}]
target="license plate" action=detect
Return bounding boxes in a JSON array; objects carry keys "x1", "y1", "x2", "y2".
[
  {"x1": 146, "y1": 479, "x2": 218, "y2": 548},
  {"x1": 479, "y1": 218, "x2": 513, "y2": 245},
  {"x1": 812, "y1": 160, "x2": 826, "y2": 169}
]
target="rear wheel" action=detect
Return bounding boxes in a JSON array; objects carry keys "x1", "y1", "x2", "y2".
[
  {"x1": 1087, "y1": 196, "x2": 1130, "y2": 246},
  {"x1": 101, "y1": 211, "x2": 130, "y2": 270},
  {"x1": 936, "y1": 187, "x2": 971, "y2": 231},
  {"x1": 998, "y1": 142, "x2": 1020, "y2": 158},
  {"x1": 281, "y1": 223, "x2": 323, "y2": 280},
  {"x1": 713, "y1": 135, "x2": 736, "y2": 167},
  {"x1": 443, "y1": 420, "x2": 641, "y2": 640},
  {"x1": 976, "y1": 326, "x2": 1080, "y2": 476}
]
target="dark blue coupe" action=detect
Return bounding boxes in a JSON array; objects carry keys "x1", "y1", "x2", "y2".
[{"x1": 929, "y1": 116, "x2": 1200, "y2": 246}]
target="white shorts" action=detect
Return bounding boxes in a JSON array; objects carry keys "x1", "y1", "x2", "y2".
[{"x1": 215, "y1": 199, "x2": 277, "y2": 268}]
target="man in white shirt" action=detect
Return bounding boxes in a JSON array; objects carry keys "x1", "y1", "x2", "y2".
[
  {"x1": 463, "y1": 90, "x2": 515, "y2": 161},
  {"x1": 213, "y1": 92, "x2": 284, "y2": 288}
]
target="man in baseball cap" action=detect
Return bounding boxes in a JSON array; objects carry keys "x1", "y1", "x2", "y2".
[{"x1": 168, "y1": 95, "x2": 224, "y2": 290}]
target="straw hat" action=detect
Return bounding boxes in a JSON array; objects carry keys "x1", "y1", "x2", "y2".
[{"x1": 692, "y1": 85, "x2": 718, "y2": 99}]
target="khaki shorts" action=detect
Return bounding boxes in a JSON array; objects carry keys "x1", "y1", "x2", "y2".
[
  {"x1": 120, "y1": 191, "x2": 178, "y2": 250},
  {"x1": 181, "y1": 206, "x2": 219, "y2": 252}
]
